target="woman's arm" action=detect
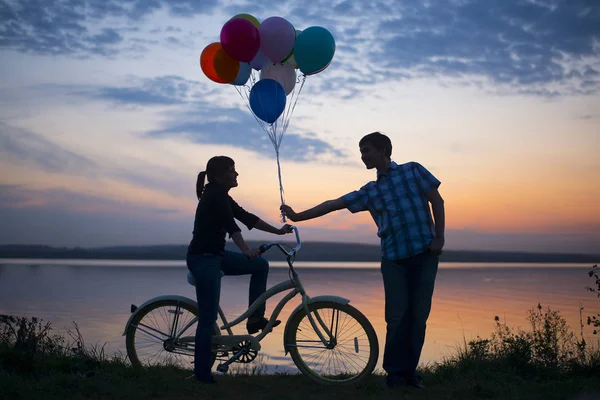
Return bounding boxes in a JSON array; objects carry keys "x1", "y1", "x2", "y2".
[
  {"x1": 254, "y1": 219, "x2": 292, "y2": 235},
  {"x1": 231, "y1": 231, "x2": 261, "y2": 258}
]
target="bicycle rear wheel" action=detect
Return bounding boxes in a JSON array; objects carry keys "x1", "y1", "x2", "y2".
[
  {"x1": 285, "y1": 301, "x2": 379, "y2": 384},
  {"x1": 126, "y1": 299, "x2": 218, "y2": 369}
]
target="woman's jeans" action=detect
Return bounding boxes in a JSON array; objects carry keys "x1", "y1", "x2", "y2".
[
  {"x1": 380, "y1": 249, "x2": 439, "y2": 377},
  {"x1": 186, "y1": 250, "x2": 269, "y2": 379}
]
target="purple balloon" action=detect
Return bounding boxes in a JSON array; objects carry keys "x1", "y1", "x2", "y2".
[
  {"x1": 250, "y1": 50, "x2": 270, "y2": 71},
  {"x1": 220, "y1": 17, "x2": 260, "y2": 62},
  {"x1": 259, "y1": 16, "x2": 295, "y2": 63}
]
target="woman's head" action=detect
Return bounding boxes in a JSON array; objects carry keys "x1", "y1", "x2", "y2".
[{"x1": 196, "y1": 156, "x2": 238, "y2": 199}]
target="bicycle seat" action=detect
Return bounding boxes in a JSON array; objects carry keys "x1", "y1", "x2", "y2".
[{"x1": 186, "y1": 270, "x2": 225, "y2": 286}]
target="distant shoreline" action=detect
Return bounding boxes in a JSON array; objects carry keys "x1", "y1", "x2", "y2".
[{"x1": 0, "y1": 243, "x2": 598, "y2": 264}]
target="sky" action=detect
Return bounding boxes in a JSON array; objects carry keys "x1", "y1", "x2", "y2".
[{"x1": 0, "y1": 0, "x2": 599, "y2": 254}]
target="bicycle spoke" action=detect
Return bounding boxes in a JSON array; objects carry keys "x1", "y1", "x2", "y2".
[
  {"x1": 288, "y1": 302, "x2": 378, "y2": 383},
  {"x1": 127, "y1": 301, "x2": 200, "y2": 369}
]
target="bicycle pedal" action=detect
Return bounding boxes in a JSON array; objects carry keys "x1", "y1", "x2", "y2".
[{"x1": 216, "y1": 364, "x2": 229, "y2": 373}]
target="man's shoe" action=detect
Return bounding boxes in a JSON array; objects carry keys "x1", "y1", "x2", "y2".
[
  {"x1": 186, "y1": 373, "x2": 217, "y2": 384},
  {"x1": 196, "y1": 375, "x2": 217, "y2": 384},
  {"x1": 406, "y1": 376, "x2": 425, "y2": 389},
  {"x1": 246, "y1": 317, "x2": 281, "y2": 334},
  {"x1": 385, "y1": 374, "x2": 406, "y2": 388}
]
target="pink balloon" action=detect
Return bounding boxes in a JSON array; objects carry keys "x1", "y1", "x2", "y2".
[
  {"x1": 220, "y1": 17, "x2": 260, "y2": 62},
  {"x1": 251, "y1": 50, "x2": 270, "y2": 71},
  {"x1": 259, "y1": 16, "x2": 295, "y2": 63}
]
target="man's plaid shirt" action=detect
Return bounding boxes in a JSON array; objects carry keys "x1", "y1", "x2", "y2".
[{"x1": 342, "y1": 161, "x2": 441, "y2": 260}]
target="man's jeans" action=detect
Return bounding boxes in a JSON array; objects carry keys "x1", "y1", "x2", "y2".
[
  {"x1": 381, "y1": 249, "x2": 439, "y2": 377},
  {"x1": 186, "y1": 250, "x2": 269, "y2": 379}
]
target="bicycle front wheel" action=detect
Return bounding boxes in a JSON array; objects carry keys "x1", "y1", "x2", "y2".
[
  {"x1": 285, "y1": 301, "x2": 379, "y2": 384},
  {"x1": 126, "y1": 299, "x2": 218, "y2": 369}
]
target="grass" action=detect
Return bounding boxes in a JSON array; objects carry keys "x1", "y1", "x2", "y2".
[
  {"x1": 1, "y1": 357, "x2": 599, "y2": 400},
  {"x1": 2, "y1": 265, "x2": 600, "y2": 400}
]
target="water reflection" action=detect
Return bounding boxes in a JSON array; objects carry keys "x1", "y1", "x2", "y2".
[{"x1": 0, "y1": 262, "x2": 597, "y2": 373}]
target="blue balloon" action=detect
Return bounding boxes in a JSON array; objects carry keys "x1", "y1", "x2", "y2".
[
  {"x1": 294, "y1": 26, "x2": 335, "y2": 75},
  {"x1": 231, "y1": 62, "x2": 252, "y2": 85},
  {"x1": 249, "y1": 79, "x2": 286, "y2": 123}
]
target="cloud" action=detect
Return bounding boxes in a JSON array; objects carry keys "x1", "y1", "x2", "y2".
[
  {"x1": 58, "y1": 76, "x2": 349, "y2": 162},
  {"x1": 2, "y1": 0, "x2": 598, "y2": 99},
  {"x1": 0, "y1": 123, "x2": 97, "y2": 174},
  {"x1": 0, "y1": 184, "x2": 179, "y2": 214},
  {"x1": 0, "y1": 122, "x2": 193, "y2": 195},
  {"x1": 446, "y1": 228, "x2": 600, "y2": 254},
  {"x1": 0, "y1": 0, "x2": 219, "y2": 57},
  {"x1": 0, "y1": 185, "x2": 189, "y2": 247},
  {"x1": 146, "y1": 103, "x2": 347, "y2": 162},
  {"x1": 222, "y1": 0, "x2": 600, "y2": 97},
  {"x1": 2, "y1": 185, "x2": 599, "y2": 253},
  {"x1": 369, "y1": 0, "x2": 600, "y2": 95},
  {"x1": 82, "y1": 75, "x2": 207, "y2": 105}
]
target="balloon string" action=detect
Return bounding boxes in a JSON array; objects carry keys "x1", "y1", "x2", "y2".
[
  {"x1": 279, "y1": 69, "x2": 296, "y2": 137},
  {"x1": 234, "y1": 85, "x2": 271, "y2": 138},
  {"x1": 283, "y1": 74, "x2": 306, "y2": 134},
  {"x1": 274, "y1": 133, "x2": 286, "y2": 223},
  {"x1": 235, "y1": 69, "x2": 304, "y2": 223}
]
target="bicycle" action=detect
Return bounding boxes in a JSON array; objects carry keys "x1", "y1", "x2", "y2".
[{"x1": 123, "y1": 226, "x2": 379, "y2": 384}]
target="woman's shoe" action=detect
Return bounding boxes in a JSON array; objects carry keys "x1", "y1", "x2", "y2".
[{"x1": 246, "y1": 317, "x2": 281, "y2": 334}]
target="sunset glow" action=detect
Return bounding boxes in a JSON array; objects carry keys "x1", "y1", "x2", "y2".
[{"x1": 1, "y1": 0, "x2": 598, "y2": 253}]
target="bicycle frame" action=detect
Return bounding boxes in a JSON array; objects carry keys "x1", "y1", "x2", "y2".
[
  {"x1": 172, "y1": 226, "x2": 336, "y2": 348},
  {"x1": 123, "y1": 225, "x2": 379, "y2": 383}
]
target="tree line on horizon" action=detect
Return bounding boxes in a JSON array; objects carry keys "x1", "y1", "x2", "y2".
[{"x1": 0, "y1": 242, "x2": 598, "y2": 263}]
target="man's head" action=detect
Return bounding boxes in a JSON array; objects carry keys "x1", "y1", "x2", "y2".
[{"x1": 359, "y1": 132, "x2": 392, "y2": 170}]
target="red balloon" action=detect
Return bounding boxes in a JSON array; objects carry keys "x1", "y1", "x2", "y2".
[
  {"x1": 220, "y1": 17, "x2": 260, "y2": 62},
  {"x1": 200, "y1": 42, "x2": 240, "y2": 84}
]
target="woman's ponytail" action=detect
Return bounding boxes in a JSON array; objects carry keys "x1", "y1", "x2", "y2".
[
  {"x1": 196, "y1": 171, "x2": 207, "y2": 200},
  {"x1": 197, "y1": 156, "x2": 234, "y2": 199}
]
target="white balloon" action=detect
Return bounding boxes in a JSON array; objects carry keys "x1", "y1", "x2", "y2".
[{"x1": 260, "y1": 63, "x2": 297, "y2": 95}]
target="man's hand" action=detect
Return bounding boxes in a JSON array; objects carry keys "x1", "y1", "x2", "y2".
[
  {"x1": 277, "y1": 224, "x2": 294, "y2": 235},
  {"x1": 428, "y1": 237, "x2": 445, "y2": 256},
  {"x1": 243, "y1": 248, "x2": 262, "y2": 259},
  {"x1": 280, "y1": 204, "x2": 299, "y2": 222}
]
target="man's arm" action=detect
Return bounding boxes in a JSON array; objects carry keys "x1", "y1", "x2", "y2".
[
  {"x1": 426, "y1": 188, "x2": 445, "y2": 254},
  {"x1": 281, "y1": 197, "x2": 346, "y2": 222}
]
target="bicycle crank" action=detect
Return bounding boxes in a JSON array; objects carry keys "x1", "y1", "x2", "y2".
[
  {"x1": 216, "y1": 341, "x2": 259, "y2": 373},
  {"x1": 232, "y1": 340, "x2": 258, "y2": 363}
]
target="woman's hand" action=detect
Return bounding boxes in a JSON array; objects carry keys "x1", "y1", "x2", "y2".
[
  {"x1": 243, "y1": 248, "x2": 262, "y2": 259},
  {"x1": 280, "y1": 204, "x2": 298, "y2": 221},
  {"x1": 277, "y1": 224, "x2": 294, "y2": 235}
]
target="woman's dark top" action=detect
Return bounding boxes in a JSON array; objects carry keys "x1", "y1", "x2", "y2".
[{"x1": 187, "y1": 182, "x2": 259, "y2": 256}]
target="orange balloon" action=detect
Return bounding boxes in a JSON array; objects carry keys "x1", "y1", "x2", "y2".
[{"x1": 200, "y1": 42, "x2": 240, "y2": 84}]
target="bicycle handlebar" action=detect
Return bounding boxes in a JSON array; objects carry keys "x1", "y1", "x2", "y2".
[{"x1": 259, "y1": 225, "x2": 301, "y2": 258}]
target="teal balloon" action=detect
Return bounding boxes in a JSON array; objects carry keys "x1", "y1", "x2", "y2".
[
  {"x1": 294, "y1": 27, "x2": 335, "y2": 75},
  {"x1": 231, "y1": 62, "x2": 251, "y2": 85}
]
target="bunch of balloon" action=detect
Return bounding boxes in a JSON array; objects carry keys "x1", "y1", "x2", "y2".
[{"x1": 200, "y1": 13, "x2": 336, "y2": 218}]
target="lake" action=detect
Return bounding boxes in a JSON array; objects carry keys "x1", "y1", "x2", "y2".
[{"x1": 1, "y1": 259, "x2": 598, "y2": 374}]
